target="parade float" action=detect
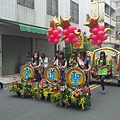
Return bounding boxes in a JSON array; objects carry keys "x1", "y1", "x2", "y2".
[{"x1": 8, "y1": 15, "x2": 119, "y2": 110}]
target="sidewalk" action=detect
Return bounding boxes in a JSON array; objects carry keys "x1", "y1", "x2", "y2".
[{"x1": 0, "y1": 74, "x2": 21, "y2": 84}]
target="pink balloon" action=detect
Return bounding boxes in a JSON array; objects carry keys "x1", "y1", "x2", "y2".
[
  {"x1": 91, "y1": 35, "x2": 98, "y2": 41},
  {"x1": 53, "y1": 39, "x2": 59, "y2": 44},
  {"x1": 64, "y1": 38, "x2": 71, "y2": 44},
  {"x1": 101, "y1": 34, "x2": 108, "y2": 41},
  {"x1": 63, "y1": 29, "x2": 68, "y2": 36},
  {"x1": 91, "y1": 40, "x2": 97, "y2": 45},
  {"x1": 98, "y1": 25, "x2": 105, "y2": 31},
  {"x1": 57, "y1": 28, "x2": 62, "y2": 33},
  {"x1": 97, "y1": 39, "x2": 102, "y2": 46},
  {"x1": 92, "y1": 28, "x2": 98, "y2": 35},
  {"x1": 48, "y1": 27, "x2": 53, "y2": 32},
  {"x1": 97, "y1": 31, "x2": 104, "y2": 39},
  {"x1": 73, "y1": 26, "x2": 77, "y2": 30},
  {"x1": 53, "y1": 30, "x2": 58, "y2": 37},
  {"x1": 46, "y1": 33, "x2": 50, "y2": 38},
  {"x1": 48, "y1": 39, "x2": 53, "y2": 43},
  {"x1": 68, "y1": 33, "x2": 75, "y2": 39},
  {"x1": 72, "y1": 38, "x2": 78, "y2": 44},
  {"x1": 49, "y1": 35, "x2": 55, "y2": 41},
  {"x1": 56, "y1": 34, "x2": 61, "y2": 39},
  {"x1": 68, "y1": 26, "x2": 74, "y2": 33}
]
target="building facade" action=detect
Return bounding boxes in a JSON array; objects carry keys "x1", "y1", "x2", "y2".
[
  {"x1": 0, "y1": 0, "x2": 91, "y2": 76},
  {"x1": 116, "y1": 0, "x2": 120, "y2": 39},
  {"x1": 91, "y1": 0, "x2": 117, "y2": 48}
]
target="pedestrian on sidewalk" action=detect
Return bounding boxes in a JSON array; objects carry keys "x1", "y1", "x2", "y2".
[
  {"x1": 97, "y1": 51, "x2": 110, "y2": 94},
  {"x1": 0, "y1": 82, "x2": 3, "y2": 89}
]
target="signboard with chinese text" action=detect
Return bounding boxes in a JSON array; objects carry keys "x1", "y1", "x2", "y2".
[
  {"x1": 66, "y1": 68, "x2": 86, "y2": 87},
  {"x1": 73, "y1": 33, "x2": 84, "y2": 49},
  {"x1": 44, "y1": 65, "x2": 60, "y2": 83},
  {"x1": 20, "y1": 65, "x2": 34, "y2": 81}
]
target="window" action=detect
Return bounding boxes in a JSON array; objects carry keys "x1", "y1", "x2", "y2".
[
  {"x1": 17, "y1": 0, "x2": 34, "y2": 9},
  {"x1": 70, "y1": 0, "x2": 79, "y2": 24},
  {"x1": 116, "y1": 1, "x2": 120, "y2": 8},
  {"x1": 105, "y1": 3, "x2": 110, "y2": 16},
  {"x1": 116, "y1": 16, "x2": 120, "y2": 22},
  {"x1": 47, "y1": 0, "x2": 58, "y2": 17},
  {"x1": 86, "y1": 14, "x2": 89, "y2": 21},
  {"x1": 104, "y1": 23, "x2": 110, "y2": 34},
  {"x1": 116, "y1": 8, "x2": 120, "y2": 15}
]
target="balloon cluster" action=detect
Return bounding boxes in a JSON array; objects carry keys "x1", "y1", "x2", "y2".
[
  {"x1": 84, "y1": 15, "x2": 111, "y2": 46},
  {"x1": 46, "y1": 27, "x2": 61, "y2": 44},
  {"x1": 91, "y1": 26, "x2": 108, "y2": 46},
  {"x1": 46, "y1": 16, "x2": 79, "y2": 45},
  {"x1": 63, "y1": 26, "x2": 78, "y2": 44}
]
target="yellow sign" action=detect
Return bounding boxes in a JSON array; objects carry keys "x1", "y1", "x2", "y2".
[
  {"x1": 44, "y1": 65, "x2": 60, "y2": 83},
  {"x1": 20, "y1": 65, "x2": 34, "y2": 81},
  {"x1": 73, "y1": 33, "x2": 84, "y2": 49},
  {"x1": 66, "y1": 68, "x2": 86, "y2": 87}
]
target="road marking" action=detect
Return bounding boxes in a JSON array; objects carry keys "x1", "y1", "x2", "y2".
[{"x1": 90, "y1": 79, "x2": 112, "y2": 90}]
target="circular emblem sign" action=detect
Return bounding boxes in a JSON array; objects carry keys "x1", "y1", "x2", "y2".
[
  {"x1": 44, "y1": 65, "x2": 60, "y2": 83},
  {"x1": 66, "y1": 68, "x2": 86, "y2": 87},
  {"x1": 20, "y1": 65, "x2": 34, "y2": 81}
]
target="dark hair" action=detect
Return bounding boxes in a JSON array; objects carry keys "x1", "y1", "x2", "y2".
[
  {"x1": 54, "y1": 50, "x2": 59, "y2": 60},
  {"x1": 41, "y1": 53, "x2": 45, "y2": 59},
  {"x1": 32, "y1": 51, "x2": 39, "y2": 63},
  {"x1": 99, "y1": 51, "x2": 106, "y2": 65},
  {"x1": 59, "y1": 51, "x2": 64, "y2": 59},
  {"x1": 59, "y1": 51, "x2": 65, "y2": 66},
  {"x1": 72, "y1": 51, "x2": 78, "y2": 62},
  {"x1": 80, "y1": 50, "x2": 86, "y2": 60}
]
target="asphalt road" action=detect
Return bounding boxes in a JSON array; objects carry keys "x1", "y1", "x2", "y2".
[{"x1": 0, "y1": 80, "x2": 120, "y2": 120}]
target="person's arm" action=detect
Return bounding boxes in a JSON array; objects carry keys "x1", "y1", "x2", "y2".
[
  {"x1": 62, "y1": 61, "x2": 67, "y2": 69},
  {"x1": 62, "y1": 59, "x2": 67, "y2": 69}
]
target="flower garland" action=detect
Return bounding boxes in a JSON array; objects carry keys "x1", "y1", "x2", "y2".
[{"x1": 7, "y1": 78, "x2": 91, "y2": 110}]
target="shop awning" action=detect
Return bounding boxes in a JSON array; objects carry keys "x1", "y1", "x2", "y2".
[{"x1": 0, "y1": 19, "x2": 48, "y2": 34}]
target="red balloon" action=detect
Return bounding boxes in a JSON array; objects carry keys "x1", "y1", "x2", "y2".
[
  {"x1": 57, "y1": 27, "x2": 62, "y2": 33},
  {"x1": 68, "y1": 33, "x2": 75, "y2": 39},
  {"x1": 57, "y1": 34, "x2": 61, "y2": 39},
  {"x1": 63, "y1": 29, "x2": 68, "y2": 36},
  {"x1": 73, "y1": 26, "x2": 77, "y2": 30},
  {"x1": 97, "y1": 39, "x2": 102, "y2": 46},
  {"x1": 98, "y1": 25, "x2": 105, "y2": 31},
  {"x1": 48, "y1": 39, "x2": 53, "y2": 43},
  {"x1": 91, "y1": 40, "x2": 97, "y2": 45},
  {"x1": 101, "y1": 34, "x2": 108, "y2": 41},
  {"x1": 68, "y1": 26, "x2": 74, "y2": 33},
  {"x1": 49, "y1": 35, "x2": 54, "y2": 41},
  {"x1": 92, "y1": 28, "x2": 98, "y2": 35},
  {"x1": 46, "y1": 33, "x2": 50, "y2": 38},
  {"x1": 97, "y1": 31, "x2": 104, "y2": 39},
  {"x1": 91, "y1": 35, "x2": 98, "y2": 41},
  {"x1": 53, "y1": 30, "x2": 58, "y2": 37},
  {"x1": 72, "y1": 38, "x2": 78, "y2": 44},
  {"x1": 53, "y1": 39, "x2": 59, "y2": 44},
  {"x1": 64, "y1": 38, "x2": 71, "y2": 44},
  {"x1": 48, "y1": 27, "x2": 53, "y2": 32}
]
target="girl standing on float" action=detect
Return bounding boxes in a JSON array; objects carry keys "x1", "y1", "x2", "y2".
[
  {"x1": 54, "y1": 51, "x2": 67, "y2": 83},
  {"x1": 97, "y1": 51, "x2": 110, "y2": 94},
  {"x1": 31, "y1": 51, "x2": 41, "y2": 82},
  {"x1": 69, "y1": 51, "x2": 78, "y2": 68},
  {"x1": 78, "y1": 50, "x2": 91, "y2": 85},
  {"x1": 39, "y1": 53, "x2": 49, "y2": 77},
  {"x1": 52, "y1": 50, "x2": 59, "y2": 64}
]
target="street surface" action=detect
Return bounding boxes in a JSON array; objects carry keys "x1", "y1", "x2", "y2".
[{"x1": 0, "y1": 80, "x2": 120, "y2": 120}]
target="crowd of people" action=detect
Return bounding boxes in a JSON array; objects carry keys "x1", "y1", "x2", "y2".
[
  {"x1": 0, "y1": 49, "x2": 114, "y2": 94},
  {"x1": 30, "y1": 50, "x2": 114, "y2": 94}
]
